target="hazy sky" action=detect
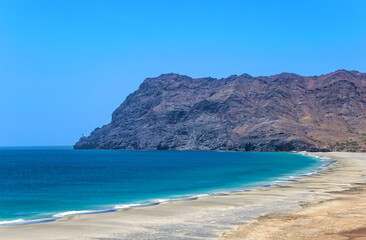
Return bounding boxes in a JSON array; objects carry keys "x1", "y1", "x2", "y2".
[{"x1": 1, "y1": 0, "x2": 366, "y2": 146}]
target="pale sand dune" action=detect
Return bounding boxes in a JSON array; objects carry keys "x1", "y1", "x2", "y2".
[{"x1": 0, "y1": 152, "x2": 365, "y2": 239}]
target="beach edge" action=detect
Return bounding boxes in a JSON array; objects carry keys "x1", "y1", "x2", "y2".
[{"x1": 1, "y1": 152, "x2": 360, "y2": 240}]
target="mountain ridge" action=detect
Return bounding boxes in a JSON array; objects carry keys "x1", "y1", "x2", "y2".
[{"x1": 74, "y1": 70, "x2": 366, "y2": 152}]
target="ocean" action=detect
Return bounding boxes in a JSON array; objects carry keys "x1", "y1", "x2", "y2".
[{"x1": 0, "y1": 147, "x2": 328, "y2": 225}]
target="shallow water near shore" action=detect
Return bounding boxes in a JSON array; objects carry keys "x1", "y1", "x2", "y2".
[{"x1": 0, "y1": 147, "x2": 325, "y2": 225}]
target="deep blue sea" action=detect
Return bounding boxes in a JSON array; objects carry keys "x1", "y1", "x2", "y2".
[{"x1": 0, "y1": 147, "x2": 326, "y2": 225}]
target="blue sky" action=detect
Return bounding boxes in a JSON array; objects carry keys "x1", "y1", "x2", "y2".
[{"x1": 1, "y1": 0, "x2": 366, "y2": 146}]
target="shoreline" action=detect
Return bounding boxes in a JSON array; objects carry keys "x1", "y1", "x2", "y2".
[
  {"x1": 0, "y1": 152, "x2": 325, "y2": 227},
  {"x1": 0, "y1": 152, "x2": 362, "y2": 239},
  {"x1": 221, "y1": 152, "x2": 366, "y2": 240}
]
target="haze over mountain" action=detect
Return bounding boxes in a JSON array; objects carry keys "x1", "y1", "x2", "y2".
[{"x1": 74, "y1": 70, "x2": 366, "y2": 152}]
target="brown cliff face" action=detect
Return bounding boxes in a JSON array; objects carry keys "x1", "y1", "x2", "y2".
[{"x1": 74, "y1": 70, "x2": 366, "y2": 151}]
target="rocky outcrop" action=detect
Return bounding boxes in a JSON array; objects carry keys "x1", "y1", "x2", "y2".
[{"x1": 74, "y1": 70, "x2": 366, "y2": 151}]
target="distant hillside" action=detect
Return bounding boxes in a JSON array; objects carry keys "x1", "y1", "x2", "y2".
[{"x1": 74, "y1": 70, "x2": 366, "y2": 152}]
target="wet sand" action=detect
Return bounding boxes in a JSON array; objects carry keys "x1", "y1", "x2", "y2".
[{"x1": 0, "y1": 152, "x2": 365, "y2": 239}]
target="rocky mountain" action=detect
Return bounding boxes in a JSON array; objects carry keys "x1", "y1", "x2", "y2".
[{"x1": 74, "y1": 70, "x2": 366, "y2": 152}]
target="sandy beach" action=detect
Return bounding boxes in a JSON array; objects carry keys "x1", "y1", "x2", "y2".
[
  {"x1": 0, "y1": 152, "x2": 365, "y2": 240},
  {"x1": 221, "y1": 152, "x2": 366, "y2": 240}
]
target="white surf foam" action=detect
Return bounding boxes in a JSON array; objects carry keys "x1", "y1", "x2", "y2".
[
  {"x1": 0, "y1": 219, "x2": 26, "y2": 225},
  {"x1": 0, "y1": 217, "x2": 57, "y2": 226},
  {"x1": 53, "y1": 208, "x2": 117, "y2": 218}
]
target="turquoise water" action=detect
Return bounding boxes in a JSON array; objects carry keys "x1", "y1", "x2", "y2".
[{"x1": 0, "y1": 147, "x2": 325, "y2": 224}]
